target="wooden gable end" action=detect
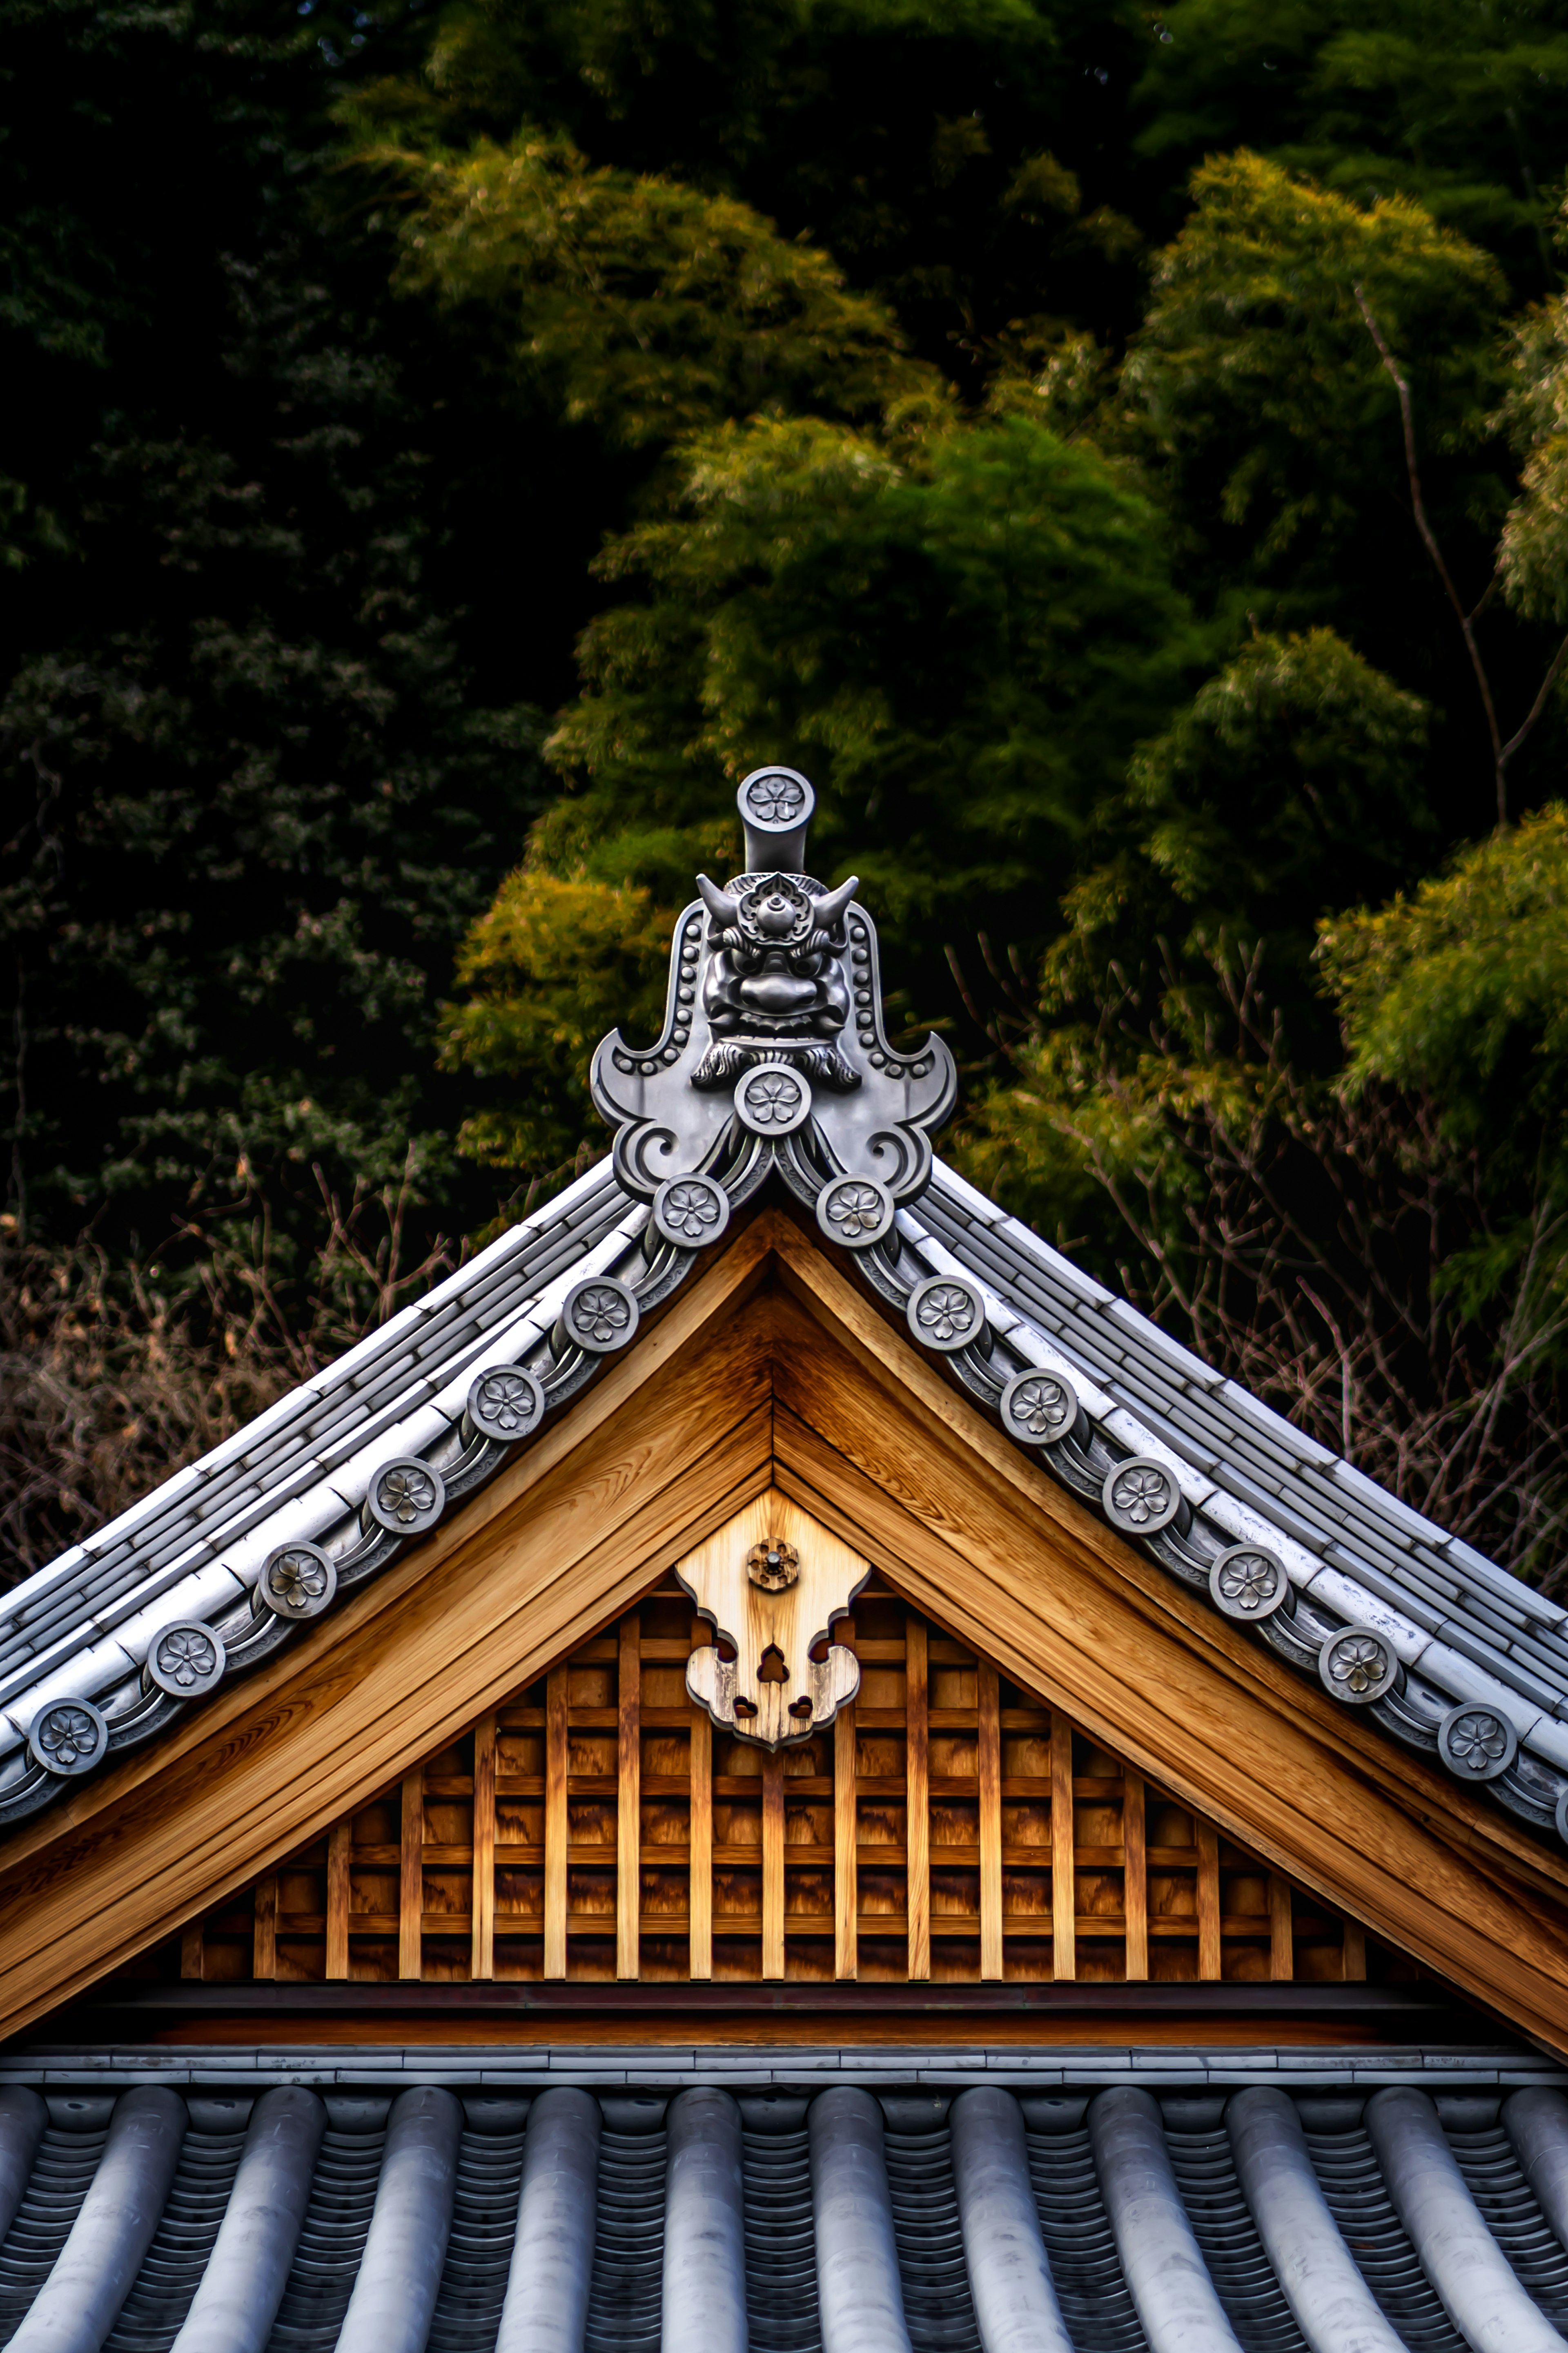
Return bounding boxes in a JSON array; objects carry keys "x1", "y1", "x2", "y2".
[
  {"x1": 114, "y1": 1577, "x2": 1387, "y2": 1998},
  {"x1": 3, "y1": 1205, "x2": 1568, "y2": 2052}
]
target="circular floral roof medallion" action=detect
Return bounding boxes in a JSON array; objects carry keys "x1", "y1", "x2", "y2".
[
  {"x1": 816, "y1": 1175, "x2": 894, "y2": 1249},
  {"x1": 906, "y1": 1274, "x2": 985, "y2": 1353},
  {"x1": 467, "y1": 1366, "x2": 546, "y2": 1443},
  {"x1": 738, "y1": 765, "x2": 814, "y2": 832},
  {"x1": 261, "y1": 1541, "x2": 339, "y2": 1619},
  {"x1": 747, "y1": 1537, "x2": 800, "y2": 1592},
  {"x1": 365, "y1": 1459, "x2": 445, "y2": 1536},
  {"x1": 563, "y1": 1277, "x2": 640, "y2": 1354},
  {"x1": 1102, "y1": 1458, "x2": 1183, "y2": 1536},
  {"x1": 147, "y1": 1621, "x2": 226, "y2": 1697},
  {"x1": 735, "y1": 1066, "x2": 811, "y2": 1136},
  {"x1": 1318, "y1": 1626, "x2": 1398, "y2": 1704},
  {"x1": 1437, "y1": 1703, "x2": 1517, "y2": 1781},
  {"x1": 30, "y1": 1697, "x2": 108, "y2": 1777},
  {"x1": 999, "y1": 1369, "x2": 1078, "y2": 1446},
  {"x1": 653, "y1": 1174, "x2": 731, "y2": 1249},
  {"x1": 1209, "y1": 1545, "x2": 1290, "y2": 1622}
]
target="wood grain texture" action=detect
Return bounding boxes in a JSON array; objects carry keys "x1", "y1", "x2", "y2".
[
  {"x1": 399, "y1": 1768, "x2": 423, "y2": 1981},
  {"x1": 688, "y1": 1704, "x2": 712, "y2": 1983},
  {"x1": 1197, "y1": 1819, "x2": 1221, "y2": 1981},
  {"x1": 978, "y1": 1662, "x2": 1002, "y2": 1982},
  {"x1": 7, "y1": 1205, "x2": 1568, "y2": 2050},
  {"x1": 1050, "y1": 1708, "x2": 1075, "y2": 1982},
  {"x1": 1123, "y1": 1773, "x2": 1147, "y2": 1983},
  {"x1": 1343, "y1": 1921, "x2": 1367, "y2": 1983},
  {"x1": 471, "y1": 1713, "x2": 496, "y2": 1983},
  {"x1": 617, "y1": 1615, "x2": 640, "y2": 1983},
  {"x1": 252, "y1": 1877, "x2": 276, "y2": 1982},
  {"x1": 1270, "y1": 1873, "x2": 1294, "y2": 1983},
  {"x1": 906, "y1": 1615, "x2": 930, "y2": 1982},
  {"x1": 326, "y1": 1820, "x2": 350, "y2": 1981},
  {"x1": 179, "y1": 1923, "x2": 203, "y2": 1981},
  {"x1": 544, "y1": 1666, "x2": 569, "y2": 1982},
  {"x1": 762, "y1": 1752, "x2": 785, "y2": 1981},
  {"x1": 835, "y1": 1683, "x2": 858, "y2": 1984}
]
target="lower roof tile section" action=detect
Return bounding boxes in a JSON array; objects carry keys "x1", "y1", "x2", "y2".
[{"x1": 1, "y1": 2058, "x2": 1567, "y2": 2353}]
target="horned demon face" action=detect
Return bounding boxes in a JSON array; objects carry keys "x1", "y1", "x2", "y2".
[{"x1": 695, "y1": 868, "x2": 858, "y2": 1041}]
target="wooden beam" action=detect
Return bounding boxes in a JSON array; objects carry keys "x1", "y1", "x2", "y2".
[
  {"x1": 978, "y1": 1660, "x2": 1002, "y2": 1982},
  {"x1": 544, "y1": 1664, "x2": 569, "y2": 1981},
  {"x1": 617, "y1": 1614, "x2": 641, "y2": 1983},
  {"x1": 179, "y1": 1922, "x2": 203, "y2": 1981},
  {"x1": 1123, "y1": 1771, "x2": 1147, "y2": 1983},
  {"x1": 1197, "y1": 1818, "x2": 1221, "y2": 1981},
  {"x1": 835, "y1": 1685, "x2": 858, "y2": 1983},
  {"x1": 326, "y1": 1820, "x2": 350, "y2": 1982},
  {"x1": 251, "y1": 1875, "x2": 276, "y2": 1983},
  {"x1": 905, "y1": 1613, "x2": 929, "y2": 1982},
  {"x1": 1270, "y1": 1873, "x2": 1294, "y2": 1983},
  {"x1": 1343, "y1": 1920, "x2": 1368, "y2": 1982},
  {"x1": 1051, "y1": 1708, "x2": 1075, "y2": 1983},
  {"x1": 762, "y1": 1751, "x2": 786, "y2": 1982},
  {"x1": 471, "y1": 1713, "x2": 496, "y2": 1984},
  {"x1": 688, "y1": 1703, "x2": 712, "y2": 1983},
  {"x1": 399, "y1": 1766, "x2": 423, "y2": 1982}
]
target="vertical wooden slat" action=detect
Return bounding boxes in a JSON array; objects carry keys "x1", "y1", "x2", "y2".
[
  {"x1": 1197, "y1": 1817, "x2": 1221, "y2": 1981},
  {"x1": 978, "y1": 1660, "x2": 1002, "y2": 1981},
  {"x1": 180, "y1": 1921, "x2": 204, "y2": 1981},
  {"x1": 762, "y1": 1751, "x2": 786, "y2": 1981},
  {"x1": 1123, "y1": 1771, "x2": 1147, "y2": 1983},
  {"x1": 1050, "y1": 1707, "x2": 1076, "y2": 1982},
  {"x1": 1342, "y1": 1919, "x2": 1367, "y2": 1982},
  {"x1": 544, "y1": 1663, "x2": 569, "y2": 1981},
  {"x1": 252, "y1": 1875, "x2": 277, "y2": 1983},
  {"x1": 834, "y1": 1686, "x2": 858, "y2": 1982},
  {"x1": 471, "y1": 1712, "x2": 496, "y2": 1983},
  {"x1": 617, "y1": 1613, "x2": 641, "y2": 1982},
  {"x1": 399, "y1": 1765, "x2": 423, "y2": 1981},
  {"x1": 326, "y1": 1820, "x2": 350, "y2": 1981},
  {"x1": 1270, "y1": 1873, "x2": 1294, "y2": 1982},
  {"x1": 905, "y1": 1613, "x2": 929, "y2": 1981},
  {"x1": 689, "y1": 1704, "x2": 713, "y2": 1982}
]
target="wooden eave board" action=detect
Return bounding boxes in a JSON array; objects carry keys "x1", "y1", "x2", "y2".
[{"x1": 2, "y1": 1206, "x2": 1567, "y2": 2050}]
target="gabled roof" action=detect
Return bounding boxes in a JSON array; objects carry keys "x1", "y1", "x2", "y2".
[{"x1": 3, "y1": 762, "x2": 1565, "y2": 1860}]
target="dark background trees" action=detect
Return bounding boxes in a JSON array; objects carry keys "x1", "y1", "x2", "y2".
[{"x1": 6, "y1": 0, "x2": 1568, "y2": 1581}]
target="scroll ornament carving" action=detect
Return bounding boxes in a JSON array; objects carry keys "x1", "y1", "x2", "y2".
[
  {"x1": 590, "y1": 769, "x2": 956, "y2": 1230},
  {"x1": 677, "y1": 1492, "x2": 867, "y2": 1749}
]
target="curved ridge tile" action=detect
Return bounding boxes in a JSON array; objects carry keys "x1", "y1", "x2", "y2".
[
  {"x1": 1089, "y1": 2089, "x2": 1244, "y2": 2353},
  {"x1": 336, "y1": 2090, "x2": 461, "y2": 2353},
  {"x1": 809, "y1": 2090, "x2": 911, "y2": 2353},
  {"x1": 495, "y1": 2089, "x2": 599, "y2": 2353},
  {"x1": 1227, "y1": 2090, "x2": 1404, "y2": 2353},
  {"x1": 169, "y1": 2091, "x2": 323, "y2": 2353},
  {"x1": 662, "y1": 2092, "x2": 743, "y2": 2353},
  {"x1": 1365, "y1": 2087, "x2": 1561, "y2": 2353},
  {"x1": 9, "y1": 2090, "x2": 187, "y2": 2353},
  {"x1": 949, "y1": 2090, "x2": 1069, "y2": 2353}
]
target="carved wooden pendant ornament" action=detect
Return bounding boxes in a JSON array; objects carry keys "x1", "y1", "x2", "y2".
[{"x1": 677, "y1": 1492, "x2": 868, "y2": 1746}]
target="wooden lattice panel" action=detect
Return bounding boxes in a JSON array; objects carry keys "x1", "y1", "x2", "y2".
[{"x1": 165, "y1": 1581, "x2": 1388, "y2": 1987}]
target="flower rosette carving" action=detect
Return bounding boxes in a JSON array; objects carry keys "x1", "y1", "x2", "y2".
[
  {"x1": 653, "y1": 1173, "x2": 731, "y2": 1248},
  {"x1": 467, "y1": 1366, "x2": 546, "y2": 1443},
  {"x1": 999, "y1": 1368, "x2": 1080, "y2": 1447},
  {"x1": 735, "y1": 1066, "x2": 811, "y2": 1135},
  {"x1": 816, "y1": 1174, "x2": 893, "y2": 1249},
  {"x1": 1208, "y1": 1544, "x2": 1290, "y2": 1622},
  {"x1": 746, "y1": 1536, "x2": 800, "y2": 1592},
  {"x1": 744, "y1": 772, "x2": 808, "y2": 828},
  {"x1": 906, "y1": 1274, "x2": 987, "y2": 1354},
  {"x1": 1318, "y1": 1626, "x2": 1398, "y2": 1704},
  {"x1": 1438, "y1": 1703, "x2": 1517, "y2": 1780},
  {"x1": 30, "y1": 1697, "x2": 109, "y2": 1776},
  {"x1": 365, "y1": 1459, "x2": 445, "y2": 1536},
  {"x1": 1102, "y1": 1457, "x2": 1185, "y2": 1537},
  {"x1": 146, "y1": 1620, "x2": 225, "y2": 1697},
  {"x1": 260, "y1": 1541, "x2": 339, "y2": 1619},
  {"x1": 560, "y1": 1277, "x2": 640, "y2": 1354}
]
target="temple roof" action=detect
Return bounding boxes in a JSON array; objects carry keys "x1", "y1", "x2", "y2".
[
  {"x1": 0, "y1": 2071, "x2": 1567, "y2": 2353},
  {"x1": 2, "y1": 765, "x2": 1564, "y2": 1853}
]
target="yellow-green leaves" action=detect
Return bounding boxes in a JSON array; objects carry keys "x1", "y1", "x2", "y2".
[{"x1": 381, "y1": 130, "x2": 935, "y2": 448}]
